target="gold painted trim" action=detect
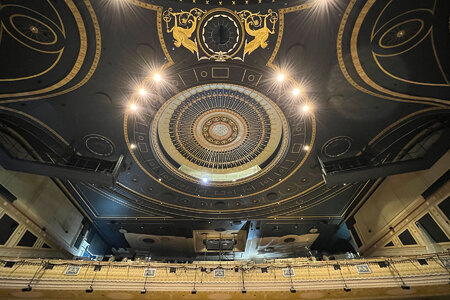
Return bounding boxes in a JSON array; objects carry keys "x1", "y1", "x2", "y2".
[
  {"x1": 154, "y1": 84, "x2": 285, "y2": 179},
  {"x1": 211, "y1": 67, "x2": 230, "y2": 78},
  {"x1": 0, "y1": 51, "x2": 63, "y2": 82},
  {"x1": 120, "y1": 1, "x2": 319, "y2": 211},
  {"x1": 266, "y1": 2, "x2": 314, "y2": 69},
  {"x1": 368, "y1": 107, "x2": 443, "y2": 147},
  {"x1": 124, "y1": 99, "x2": 316, "y2": 200},
  {"x1": 430, "y1": 28, "x2": 450, "y2": 84},
  {"x1": 10, "y1": 14, "x2": 59, "y2": 47},
  {"x1": 0, "y1": 0, "x2": 101, "y2": 103},
  {"x1": 370, "y1": 4, "x2": 448, "y2": 85},
  {"x1": 196, "y1": 8, "x2": 245, "y2": 58},
  {"x1": 284, "y1": 184, "x2": 354, "y2": 216},
  {"x1": 337, "y1": 0, "x2": 449, "y2": 107},
  {"x1": 371, "y1": 8, "x2": 433, "y2": 41},
  {"x1": 0, "y1": 2, "x2": 64, "y2": 81},
  {"x1": 372, "y1": 53, "x2": 450, "y2": 87},
  {"x1": 117, "y1": 180, "x2": 324, "y2": 214},
  {"x1": 377, "y1": 19, "x2": 425, "y2": 51},
  {"x1": 125, "y1": 1, "x2": 174, "y2": 67},
  {"x1": 78, "y1": 184, "x2": 172, "y2": 218},
  {"x1": 0, "y1": 106, "x2": 70, "y2": 145}
]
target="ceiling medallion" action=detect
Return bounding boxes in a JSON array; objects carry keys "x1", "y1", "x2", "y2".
[
  {"x1": 163, "y1": 7, "x2": 278, "y2": 62},
  {"x1": 83, "y1": 134, "x2": 115, "y2": 157},
  {"x1": 152, "y1": 83, "x2": 288, "y2": 184},
  {"x1": 195, "y1": 110, "x2": 247, "y2": 150},
  {"x1": 321, "y1": 136, "x2": 352, "y2": 158}
]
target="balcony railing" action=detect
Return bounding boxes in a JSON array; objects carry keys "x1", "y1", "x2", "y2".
[{"x1": 0, "y1": 253, "x2": 449, "y2": 293}]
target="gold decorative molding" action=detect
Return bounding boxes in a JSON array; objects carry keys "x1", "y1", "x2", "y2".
[
  {"x1": 337, "y1": 0, "x2": 450, "y2": 107},
  {"x1": 237, "y1": 9, "x2": 278, "y2": 55},
  {"x1": 266, "y1": 2, "x2": 314, "y2": 68},
  {"x1": 0, "y1": 0, "x2": 101, "y2": 103},
  {"x1": 161, "y1": 7, "x2": 278, "y2": 61},
  {"x1": 163, "y1": 8, "x2": 205, "y2": 54}
]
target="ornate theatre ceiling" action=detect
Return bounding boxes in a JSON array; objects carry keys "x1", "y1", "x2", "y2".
[{"x1": 0, "y1": 0, "x2": 448, "y2": 252}]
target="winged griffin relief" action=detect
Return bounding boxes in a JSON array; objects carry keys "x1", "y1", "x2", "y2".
[
  {"x1": 237, "y1": 10, "x2": 278, "y2": 56},
  {"x1": 162, "y1": 7, "x2": 278, "y2": 61},
  {"x1": 163, "y1": 8, "x2": 205, "y2": 54}
]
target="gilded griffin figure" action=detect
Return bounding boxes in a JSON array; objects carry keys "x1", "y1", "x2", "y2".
[
  {"x1": 238, "y1": 10, "x2": 278, "y2": 56},
  {"x1": 163, "y1": 8, "x2": 205, "y2": 54}
]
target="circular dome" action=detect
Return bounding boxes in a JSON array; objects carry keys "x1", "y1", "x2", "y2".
[{"x1": 152, "y1": 83, "x2": 288, "y2": 183}]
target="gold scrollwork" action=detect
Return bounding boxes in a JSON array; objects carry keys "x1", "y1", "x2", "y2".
[
  {"x1": 163, "y1": 7, "x2": 278, "y2": 60},
  {"x1": 237, "y1": 9, "x2": 278, "y2": 56},
  {"x1": 163, "y1": 8, "x2": 205, "y2": 54}
]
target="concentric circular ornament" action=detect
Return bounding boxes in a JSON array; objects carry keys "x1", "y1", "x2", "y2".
[
  {"x1": 152, "y1": 83, "x2": 288, "y2": 183},
  {"x1": 197, "y1": 8, "x2": 244, "y2": 59}
]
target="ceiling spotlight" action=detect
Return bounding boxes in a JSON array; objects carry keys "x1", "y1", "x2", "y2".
[
  {"x1": 277, "y1": 73, "x2": 285, "y2": 82},
  {"x1": 302, "y1": 104, "x2": 310, "y2": 112},
  {"x1": 138, "y1": 88, "x2": 148, "y2": 96},
  {"x1": 303, "y1": 145, "x2": 309, "y2": 151},
  {"x1": 315, "y1": 0, "x2": 331, "y2": 6},
  {"x1": 153, "y1": 73, "x2": 162, "y2": 82},
  {"x1": 130, "y1": 144, "x2": 137, "y2": 149},
  {"x1": 202, "y1": 177, "x2": 208, "y2": 183},
  {"x1": 140, "y1": 289, "x2": 147, "y2": 294},
  {"x1": 158, "y1": 178, "x2": 162, "y2": 182},
  {"x1": 129, "y1": 103, "x2": 138, "y2": 111},
  {"x1": 292, "y1": 87, "x2": 300, "y2": 96}
]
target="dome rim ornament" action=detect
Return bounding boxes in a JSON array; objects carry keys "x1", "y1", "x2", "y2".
[{"x1": 151, "y1": 83, "x2": 290, "y2": 186}]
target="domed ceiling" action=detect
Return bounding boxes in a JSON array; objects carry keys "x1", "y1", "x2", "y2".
[{"x1": 0, "y1": 0, "x2": 448, "y2": 256}]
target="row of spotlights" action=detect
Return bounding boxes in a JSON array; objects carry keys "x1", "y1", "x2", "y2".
[
  {"x1": 276, "y1": 73, "x2": 312, "y2": 112},
  {"x1": 128, "y1": 73, "x2": 162, "y2": 112}
]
